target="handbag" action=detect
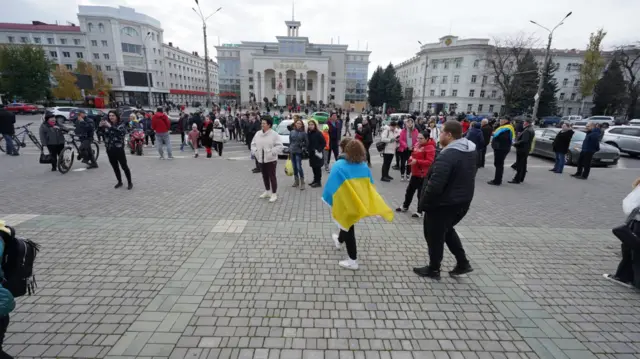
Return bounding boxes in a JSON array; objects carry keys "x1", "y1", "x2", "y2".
[
  {"x1": 612, "y1": 207, "x2": 640, "y2": 250},
  {"x1": 39, "y1": 151, "x2": 52, "y2": 164},
  {"x1": 284, "y1": 157, "x2": 294, "y2": 176}
]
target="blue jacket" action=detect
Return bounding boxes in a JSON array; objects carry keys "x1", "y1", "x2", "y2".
[
  {"x1": 465, "y1": 124, "x2": 484, "y2": 150},
  {"x1": 141, "y1": 117, "x2": 152, "y2": 131},
  {"x1": 582, "y1": 128, "x2": 601, "y2": 153}
]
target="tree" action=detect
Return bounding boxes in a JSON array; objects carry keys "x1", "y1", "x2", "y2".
[
  {"x1": 382, "y1": 64, "x2": 403, "y2": 109},
  {"x1": 76, "y1": 60, "x2": 112, "y2": 96},
  {"x1": 537, "y1": 59, "x2": 559, "y2": 117},
  {"x1": 509, "y1": 50, "x2": 539, "y2": 115},
  {"x1": 579, "y1": 29, "x2": 607, "y2": 115},
  {"x1": 367, "y1": 66, "x2": 385, "y2": 107},
  {"x1": 0, "y1": 45, "x2": 51, "y2": 102},
  {"x1": 592, "y1": 58, "x2": 627, "y2": 115},
  {"x1": 51, "y1": 65, "x2": 81, "y2": 101},
  {"x1": 614, "y1": 46, "x2": 640, "y2": 119}
]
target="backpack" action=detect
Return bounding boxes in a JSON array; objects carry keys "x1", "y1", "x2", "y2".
[{"x1": 0, "y1": 225, "x2": 40, "y2": 298}]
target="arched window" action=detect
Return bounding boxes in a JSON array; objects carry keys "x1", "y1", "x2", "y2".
[
  {"x1": 87, "y1": 23, "x2": 94, "y2": 32},
  {"x1": 121, "y1": 26, "x2": 139, "y2": 37},
  {"x1": 151, "y1": 33, "x2": 155, "y2": 41},
  {"x1": 98, "y1": 23, "x2": 105, "y2": 33}
]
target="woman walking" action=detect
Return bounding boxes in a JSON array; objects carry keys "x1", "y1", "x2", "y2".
[
  {"x1": 396, "y1": 130, "x2": 436, "y2": 217},
  {"x1": 289, "y1": 117, "x2": 308, "y2": 189},
  {"x1": 307, "y1": 120, "x2": 326, "y2": 188},
  {"x1": 211, "y1": 119, "x2": 228, "y2": 156},
  {"x1": 251, "y1": 117, "x2": 284, "y2": 202},
  {"x1": 39, "y1": 112, "x2": 67, "y2": 172},
  {"x1": 101, "y1": 111, "x2": 133, "y2": 189},
  {"x1": 398, "y1": 118, "x2": 419, "y2": 181},
  {"x1": 356, "y1": 117, "x2": 373, "y2": 166},
  {"x1": 201, "y1": 116, "x2": 214, "y2": 158}
]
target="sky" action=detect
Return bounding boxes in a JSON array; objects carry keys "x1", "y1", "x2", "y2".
[{"x1": 3, "y1": 0, "x2": 639, "y2": 78}]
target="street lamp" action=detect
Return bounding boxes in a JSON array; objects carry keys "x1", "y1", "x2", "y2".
[
  {"x1": 142, "y1": 31, "x2": 153, "y2": 107},
  {"x1": 530, "y1": 11, "x2": 572, "y2": 121},
  {"x1": 418, "y1": 40, "x2": 428, "y2": 114},
  {"x1": 193, "y1": 1, "x2": 222, "y2": 108}
]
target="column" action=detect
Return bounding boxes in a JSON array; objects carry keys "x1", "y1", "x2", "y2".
[
  {"x1": 294, "y1": 71, "x2": 300, "y2": 104},
  {"x1": 302, "y1": 72, "x2": 307, "y2": 105},
  {"x1": 323, "y1": 73, "x2": 329, "y2": 105},
  {"x1": 260, "y1": 71, "x2": 265, "y2": 105},
  {"x1": 316, "y1": 73, "x2": 322, "y2": 104}
]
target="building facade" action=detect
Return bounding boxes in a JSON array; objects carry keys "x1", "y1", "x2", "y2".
[
  {"x1": 395, "y1": 35, "x2": 593, "y2": 117},
  {"x1": 215, "y1": 19, "x2": 370, "y2": 111},
  {"x1": 163, "y1": 43, "x2": 218, "y2": 106}
]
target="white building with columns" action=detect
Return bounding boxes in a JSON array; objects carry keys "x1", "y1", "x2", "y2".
[{"x1": 215, "y1": 19, "x2": 370, "y2": 111}]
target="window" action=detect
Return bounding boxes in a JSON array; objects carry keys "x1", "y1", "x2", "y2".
[
  {"x1": 471, "y1": 75, "x2": 477, "y2": 83},
  {"x1": 88, "y1": 23, "x2": 94, "y2": 32},
  {"x1": 430, "y1": 90, "x2": 435, "y2": 96},
  {"x1": 95, "y1": 65, "x2": 101, "y2": 71},
  {"x1": 153, "y1": 48, "x2": 156, "y2": 54},
  {"x1": 440, "y1": 90, "x2": 446, "y2": 96},
  {"x1": 331, "y1": 72, "x2": 336, "y2": 76},
  {"x1": 444, "y1": 61, "x2": 449, "y2": 69},
  {"x1": 559, "y1": 93, "x2": 565, "y2": 100},
  {"x1": 7, "y1": 36, "x2": 14, "y2": 43},
  {"x1": 108, "y1": 78, "x2": 113, "y2": 84},
  {"x1": 121, "y1": 43, "x2": 142, "y2": 54},
  {"x1": 467, "y1": 104, "x2": 473, "y2": 112},
  {"x1": 482, "y1": 76, "x2": 487, "y2": 85},
  {"x1": 76, "y1": 52, "x2": 83, "y2": 58},
  {"x1": 98, "y1": 23, "x2": 105, "y2": 32},
  {"x1": 271, "y1": 78, "x2": 276, "y2": 89},
  {"x1": 442, "y1": 76, "x2": 448, "y2": 84},
  {"x1": 20, "y1": 37, "x2": 28, "y2": 43},
  {"x1": 307, "y1": 79, "x2": 313, "y2": 90},
  {"x1": 563, "y1": 78, "x2": 568, "y2": 86},
  {"x1": 106, "y1": 65, "x2": 112, "y2": 71},
  {"x1": 33, "y1": 37, "x2": 41, "y2": 44},
  {"x1": 431, "y1": 76, "x2": 437, "y2": 84},
  {"x1": 151, "y1": 33, "x2": 156, "y2": 41},
  {"x1": 331, "y1": 80, "x2": 336, "y2": 85},
  {"x1": 286, "y1": 78, "x2": 291, "y2": 89},
  {"x1": 93, "y1": 53, "x2": 99, "y2": 60},
  {"x1": 154, "y1": 59, "x2": 157, "y2": 64},
  {"x1": 566, "y1": 64, "x2": 571, "y2": 71},
  {"x1": 74, "y1": 39, "x2": 80, "y2": 45},
  {"x1": 455, "y1": 59, "x2": 462, "y2": 68},
  {"x1": 574, "y1": 79, "x2": 579, "y2": 87},
  {"x1": 570, "y1": 93, "x2": 576, "y2": 101},
  {"x1": 567, "y1": 108, "x2": 573, "y2": 115},
  {"x1": 121, "y1": 26, "x2": 139, "y2": 37},
  {"x1": 489, "y1": 105, "x2": 494, "y2": 113},
  {"x1": 62, "y1": 51, "x2": 70, "y2": 58},
  {"x1": 249, "y1": 84, "x2": 254, "y2": 90},
  {"x1": 473, "y1": 59, "x2": 480, "y2": 68},
  {"x1": 248, "y1": 69, "x2": 253, "y2": 74},
  {"x1": 101, "y1": 40, "x2": 108, "y2": 47},
  {"x1": 49, "y1": 51, "x2": 58, "y2": 58},
  {"x1": 469, "y1": 89, "x2": 475, "y2": 97},
  {"x1": 65, "y1": 64, "x2": 72, "y2": 70},
  {"x1": 478, "y1": 104, "x2": 483, "y2": 112},
  {"x1": 491, "y1": 90, "x2": 497, "y2": 98},
  {"x1": 91, "y1": 40, "x2": 98, "y2": 46},
  {"x1": 331, "y1": 87, "x2": 335, "y2": 92},
  {"x1": 480, "y1": 90, "x2": 485, "y2": 98},
  {"x1": 453, "y1": 75, "x2": 459, "y2": 84},
  {"x1": 431, "y1": 60, "x2": 438, "y2": 68},
  {"x1": 60, "y1": 38, "x2": 67, "y2": 44},
  {"x1": 452, "y1": 89, "x2": 458, "y2": 97},
  {"x1": 493, "y1": 76, "x2": 498, "y2": 84}
]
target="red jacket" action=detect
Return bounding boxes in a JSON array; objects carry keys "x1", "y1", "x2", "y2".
[
  {"x1": 409, "y1": 138, "x2": 436, "y2": 178},
  {"x1": 151, "y1": 112, "x2": 171, "y2": 133},
  {"x1": 462, "y1": 121, "x2": 470, "y2": 134}
]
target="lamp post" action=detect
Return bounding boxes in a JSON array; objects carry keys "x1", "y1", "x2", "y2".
[
  {"x1": 418, "y1": 40, "x2": 428, "y2": 114},
  {"x1": 530, "y1": 11, "x2": 572, "y2": 122},
  {"x1": 193, "y1": 1, "x2": 222, "y2": 108},
  {"x1": 142, "y1": 31, "x2": 153, "y2": 107}
]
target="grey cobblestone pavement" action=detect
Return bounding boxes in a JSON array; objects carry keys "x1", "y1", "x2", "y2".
[{"x1": 0, "y1": 140, "x2": 639, "y2": 359}]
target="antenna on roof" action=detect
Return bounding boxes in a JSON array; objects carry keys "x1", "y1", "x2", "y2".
[
  {"x1": 292, "y1": 0, "x2": 295, "y2": 21},
  {"x1": 366, "y1": 42, "x2": 368, "y2": 51}
]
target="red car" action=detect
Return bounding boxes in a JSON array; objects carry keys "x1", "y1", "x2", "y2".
[{"x1": 5, "y1": 103, "x2": 40, "y2": 114}]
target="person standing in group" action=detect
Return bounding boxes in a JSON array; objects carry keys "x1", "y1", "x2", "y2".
[
  {"x1": 356, "y1": 117, "x2": 373, "y2": 166},
  {"x1": 75, "y1": 109, "x2": 98, "y2": 168},
  {"x1": 211, "y1": 119, "x2": 228, "y2": 157},
  {"x1": 307, "y1": 120, "x2": 326, "y2": 188},
  {"x1": 465, "y1": 121, "x2": 485, "y2": 170},
  {"x1": 39, "y1": 112, "x2": 68, "y2": 172},
  {"x1": 398, "y1": 118, "x2": 419, "y2": 181},
  {"x1": 151, "y1": 107, "x2": 173, "y2": 160},
  {"x1": 178, "y1": 112, "x2": 189, "y2": 151},
  {"x1": 344, "y1": 114, "x2": 352, "y2": 137},
  {"x1": 289, "y1": 117, "x2": 308, "y2": 190},
  {"x1": 141, "y1": 112, "x2": 154, "y2": 147},
  {"x1": 227, "y1": 117, "x2": 236, "y2": 141},
  {"x1": 0, "y1": 104, "x2": 18, "y2": 156},
  {"x1": 396, "y1": 130, "x2": 436, "y2": 218},
  {"x1": 551, "y1": 122, "x2": 574, "y2": 173},
  {"x1": 510, "y1": 119, "x2": 535, "y2": 184},
  {"x1": 380, "y1": 121, "x2": 400, "y2": 182},
  {"x1": 188, "y1": 124, "x2": 200, "y2": 158},
  {"x1": 369, "y1": 115, "x2": 378, "y2": 137},
  {"x1": 201, "y1": 116, "x2": 214, "y2": 158},
  {"x1": 252, "y1": 117, "x2": 284, "y2": 202},
  {"x1": 327, "y1": 113, "x2": 341, "y2": 164},
  {"x1": 101, "y1": 111, "x2": 133, "y2": 189},
  {"x1": 322, "y1": 124, "x2": 331, "y2": 172},
  {"x1": 415, "y1": 120, "x2": 476, "y2": 279},
  {"x1": 428, "y1": 119, "x2": 440, "y2": 146},
  {"x1": 479, "y1": 118, "x2": 492, "y2": 168},
  {"x1": 247, "y1": 115, "x2": 262, "y2": 173},
  {"x1": 487, "y1": 117, "x2": 515, "y2": 186},
  {"x1": 572, "y1": 121, "x2": 600, "y2": 180}
]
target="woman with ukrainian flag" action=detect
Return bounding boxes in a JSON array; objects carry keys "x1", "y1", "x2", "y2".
[{"x1": 322, "y1": 138, "x2": 394, "y2": 270}]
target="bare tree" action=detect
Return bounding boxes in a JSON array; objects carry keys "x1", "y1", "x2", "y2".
[{"x1": 615, "y1": 45, "x2": 640, "y2": 119}]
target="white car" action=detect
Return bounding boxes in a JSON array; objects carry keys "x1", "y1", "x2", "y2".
[
  {"x1": 275, "y1": 119, "x2": 309, "y2": 158},
  {"x1": 47, "y1": 106, "x2": 77, "y2": 122}
]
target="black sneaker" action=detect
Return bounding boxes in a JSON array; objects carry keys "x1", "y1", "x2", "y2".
[
  {"x1": 487, "y1": 180, "x2": 500, "y2": 186},
  {"x1": 396, "y1": 207, "x2": 408, "y2": 212},
  {"x1": 114, "y1": 182, "x2": 123, "y2": 189},
  {"x1": 392, "y1": 165, "x2": 399, "y2": 170},
  {"x1": 507, "y1": 180, "x2": 521, "y2": 184},
  {"x1": 380, "y1": 177, "x2": 390, "y2": 182},
  {"x1": 449, "y1": 263, "x2": 474, "y2": 277},
  {"x1": 413, "y1": 266, "x2": 441, "y2": 280}
]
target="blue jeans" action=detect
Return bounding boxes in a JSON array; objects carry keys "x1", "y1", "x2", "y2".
[
  {"x1": 291, "y1": 153, "x2": 304, "y2": 178},
  {"x1": 156, "y1": 132, "x2": 173, "y2": 158},
  {"x1": 553, "y1": 152, "x2": 565, "y2": 173},
  {"x1": 2, "y1": 134, "x2": 15, "y2": 154}
]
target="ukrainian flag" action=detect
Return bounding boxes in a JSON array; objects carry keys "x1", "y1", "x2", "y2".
[
  {"x1": 493, "y1": 124, "x2": 516, "y2": 141},
  {"x1": 322, "y1": 160, "x2": 394, "y2": 230}
]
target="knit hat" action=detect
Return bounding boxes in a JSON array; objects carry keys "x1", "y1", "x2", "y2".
[{"x1": 322, "y1": 124, "x2": 329, "y2": 131}]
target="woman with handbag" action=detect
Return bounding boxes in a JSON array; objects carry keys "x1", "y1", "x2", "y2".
[
  {"x1": 39, "y1": 112, "x2": 67, "y2": 172},
  {"x1": 211, "y1": 119, "x2": 228, "y2": 157},
  {"x1": 289, "y1": 118, "x2": 308, "y2": 190},
  {"x1": 307, "y1": 120, "x2": 326, "y2": 188}
]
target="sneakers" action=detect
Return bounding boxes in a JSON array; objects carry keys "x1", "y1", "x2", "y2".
[
  {"x1": 411, "y1": 212, "x2": 423, "y2": 218},
  {"x1": 194, "y1": 153, "x2": 199, "y2": 158},
  {"x1": 448, "y1": 263, "x2": 473, "y2": 277},
  {"x1": 114, "y1": 182, "x2": 123, "y2": 189},
  {"x1": 259, "y1": 191, "x2": 271, "y2": 199},
  {"x1": 381, "y1": 177, "x2": 391, "y2": 182},
  {"x1": 338, "y1": 258, "x2": 359, "y2": 270},
  {"x1": 396, "y1": 207, "x2": 408, "y2": 212},
  {"x1": 332, "y1": 233, "x2": 342, "y2": 249},
  {"x1": 269, "y1": 193, "x2": 278, "y2": 202},
  {"x1": 159, "y1": 156, "x2": 165, "y2": 160},
  {"x1": 487, "y1": 180, "x2": 500, "y2": 186},
  {"x1": 127, "y1": 183, "x2": 133, "y2": 190},
  {"x1": 413, "y1": 266, "x2": 441, "y2": 280},
  {"x1": 401, "y1": 175, "x2": 407, "y2": 181}
]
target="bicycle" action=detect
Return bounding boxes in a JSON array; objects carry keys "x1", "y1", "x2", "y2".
[
  {"x1": 57, "y1": 132, "x2": 100, "y2": 174},
  {"x1": 0, "y1": 122, "x2": 42, "y2": 153}
]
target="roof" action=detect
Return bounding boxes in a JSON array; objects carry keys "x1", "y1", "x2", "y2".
[{"x1": 0, "y1": 23, "x2": 81, "y2": 33}]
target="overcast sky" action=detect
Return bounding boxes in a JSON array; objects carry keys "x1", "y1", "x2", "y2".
[{"x1": 4, "y1": 0, "x2": 639, "y2": 77}]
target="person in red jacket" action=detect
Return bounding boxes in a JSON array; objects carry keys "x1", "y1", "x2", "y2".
[
  {"x1": 151, "y1": 107, "x2": 173, "y2": 159},
  {"x1": 396, "y1": 130, "x2": 436, "y2": 218}
]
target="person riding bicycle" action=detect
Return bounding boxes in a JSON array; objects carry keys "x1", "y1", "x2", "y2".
[{"x1": 75, "y1": 109, "x2": 98, "y2": 169}]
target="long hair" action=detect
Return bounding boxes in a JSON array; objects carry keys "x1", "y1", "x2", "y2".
[
  {"x1": 110, "y1": 110, "x2": 121, "y2": 124},
  {"x1": 344, "y1": 139, "x2": 366, "y2": 163},
  {"x1": 307, "y1": 119, "x2": 318, "y2": 132}
]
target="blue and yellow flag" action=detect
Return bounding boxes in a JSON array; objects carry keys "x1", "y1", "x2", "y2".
[
  {"x1": 493, "y1": 124, "x2": 516, "y2": 141},
  {"x1": 322, "y1": 160, "x2": 394, "y2": 230}
]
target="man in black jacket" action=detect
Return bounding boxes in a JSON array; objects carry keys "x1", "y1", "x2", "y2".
[
  {"x1": 551, "y1": 122, "x2": 574, "y2": 173},
  {"x1": 247, "y1": 115, "x2": 262, "y2": 173},
  {"x1": 414, "y1": 120, "x2": 476, "y2": 280},
  {"x1": 0, "y1": 105, "x2": 18, "y2": 156},
  {"x1": 509, "y1": 119, "x2": 535, "y2": 184},
  {"x1": 75, "y1": 110, "x2": 98, "y2": 169},
  {"x1": 479, "y1": 119, "x2": 492, "y2": 168},
  {"x1": 488, "y1": 118, "x2": 513, "y2": 186}
]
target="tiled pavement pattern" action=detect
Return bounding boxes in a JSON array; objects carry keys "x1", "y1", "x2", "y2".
[{"x1": 1, "y1": 142, "x2": 640, "y2": 359}]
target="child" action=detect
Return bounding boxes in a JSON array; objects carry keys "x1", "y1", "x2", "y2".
[
  {"x1": 188, "y1": 124, "x2": 200, "y2": 158},
  {"x1": 322, "y1": 124, "x2": 331, "y2": 172}
]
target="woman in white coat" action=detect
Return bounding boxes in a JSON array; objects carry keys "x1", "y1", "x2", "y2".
[
  {"x1": 251, "y1": 117, "x2": 284, "y2": 202},
  {"x1": 380, "y1": 121, "x2": 400, "y2": 182}
]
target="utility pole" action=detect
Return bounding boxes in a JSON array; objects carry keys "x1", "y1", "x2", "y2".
[
  {"x1": 193, "y1": 1, "x2": 222, "y2": 108},
  {"x1": 418, "y1": 40, "x2": 428, "y2": 114},
  {"x1": 143, "y1": 32, "x2": 152, "y2": 107}
]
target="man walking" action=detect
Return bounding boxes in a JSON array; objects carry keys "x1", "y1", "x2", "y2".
[
  {"x1": 479, "y1": 118, "x2": 492, "y2": 168},
  {"x1": 414, "y1": 120, "x2": 476, "y2": 280},
  {"x1": 151, "y1": 107, "x2": 173, "y2": 159},
  {"x1": 0, "y1": 105, "x2": 18, "y2": 156},
  {"x1": 509, "y1": 119, "x2": 535, "y2": 184},
  {"x1": 572, "y1": 121, "x2": 600, "y2": 180},
  {"x1": 487, "y1": 117, "x2": 514, "y2": 186},
  {"x1": 75, "y1": 110, "x2": 98, "y2": 168}
]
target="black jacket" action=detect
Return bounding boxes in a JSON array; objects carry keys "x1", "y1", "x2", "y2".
[
  {"x1": 491, "y1": 127, "x2": 512, "y2": 152},
  {"x1": 419, "y1": 138, "x2": 477, "y2": 212},
  {"x1": 104, "y1": 122, "x2": 127, "y2": 150},
  {"x1": 513, "y1": 125, "x2": 535, "y2": 154},
  {"x1": 74, "y1": 118, "x2": 94, "y2": 141},
  {"x1": 39, "y1": 120, "x2": 67, "y2": 146},
  {"x1": 552, "y1": 129, "x2": 574, "y2": 154},
  {"x1": 356, "y1": 124, "x2": 373, "y2": 144},
  {"x1": 481, "y1": 125, "x2": 492, "y2": 149},
  {"x1": 307, "y1": 129, "x2": 326, "y2": 168},
  {"x1": 0, "y1": 109, "x2": 16, "y2": 135}
]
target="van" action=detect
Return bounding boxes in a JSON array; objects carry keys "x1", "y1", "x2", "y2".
[{"x1": 561, "y1": 115, "x2": 582, "y2": 123}]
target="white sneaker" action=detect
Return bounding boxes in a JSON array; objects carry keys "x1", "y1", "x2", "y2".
[
  {"x1": 269, "y1": 193, "x2": 278, "y2": 202},
  {"x1": 259, "y1": 191, "x2": 271, "y2": 199},
  {"x1": 411, "y1": 212, "x2": 424, "y2": 218},
  {"x1": 332, "y1": 233, "x2": 342, "y2": 250},
  {"x1": 338, "y1": 258, "x2": 359, "y2": 270}
]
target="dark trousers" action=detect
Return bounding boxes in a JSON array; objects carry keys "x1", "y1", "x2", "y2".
[
  {"x1": 96, "y1": 129, "x2": 105, "y2": 143},
  {"x1": 229, "y1": 128, "x2": 236, "y2": 140},
  {"x1": 213, "y1": 141, "x2": 223, "y2": 156},
  {"x1": 400, "y1": 149, "x2": 413, "y2": 176},
  {"x1": 364, "y1": 142, "x2": 372, "y2": 165},
  {"x1": 330, "y1": 144, "x2": 339, "y2": 162},
  {"x1": 615, "y1": 243, "x2": 640, "y2": 288},
  {"x1": 47, "y1": 144, "x2": 64, "y2": 170},
  {"x1": 80, "y1": 139, "x2": 97, "y2": 165},
  {"x1": 246, "y1": 134, "x2": 254, "y2": 151},
  {"x1": 311, "y1": 166, "x2": 322, "y2": 184},
  {"x1": 261, "y1": 161, "x2": 278, "y2": 193},
  {"x1": 403, "y1": 176, "x2": 424, "y2": 211},
  {"x1": 424, "y1": 203, "x2": 470, "y2": 271},
  {"x1": 180, "y1": 131, "x2": 185, "y2": 144},
  {"x1": 0, "y1": 314, "x2": 9, "y2": 347},
  {"x1": 576, "y1": 151, "x2": 594, "y2": 179},
  {"x1": 513, "y1": 152, "x2": 528, "y2": 182},
  {"x1": 107, "y1": 148, "x2": 132, "y2": 184},
  {"x1": 338, "y1": 225, "x2": 357, "y2": 260},
  {"x1": 395, "y1": 149, "x2": 400, "y2": 167},
  {"x1": 479, "y1": 147, "x2": 487, "y2": 168},
  {"x1": 382, "y1": 153, "x2": 394, "y2": 178},
  {"x1": 145, "y1": 132, "x2": 155, "y2": 145},
  {"x1": 492, "y1": 150, "x2": 509, "y2": 184}
]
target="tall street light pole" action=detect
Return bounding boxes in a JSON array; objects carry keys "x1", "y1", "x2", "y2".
[
  {"x1": 142, "y1": 31, "x2": 153, "y2": 107},
  {"x1": 530, "y1": 11, "x2": 572, "y2": 122},
  {"x1": 418, "y1": 40, "x2": 428, "y2": 114},
  {"x1": 193, "y1": 1, "x2": 222, "y2": 108}
]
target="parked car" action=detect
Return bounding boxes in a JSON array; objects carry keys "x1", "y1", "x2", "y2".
[
  {"x1": 532, "y1": 128, "x2": 620, "y2": 166},
  {"x1": 561, "y1": 115, "x2": 582, "y2": 124},
  {"x1": 571, "y1": 120, "x2": 588, "y2": 132},
  {"x1": 602, "y1": 126, "x2": 640, "y2": 157},
  {"x1": 539, "y1": 116, "x2": 562, "y2": 128},
  {"x1": 68, "y1": 108, "x2": 106, "y2": 124},
  {"x1": 274, "y1": 119, "x2": 308, "y2": 158},
  {"x1": 310, "y1": 111, "x2": 329, "y2": 124},
  {"x1": 47, "y1": 106, "x2": 77, "y2": 122},
  {"x1": 628, "y1": 119, "x2": 640, "y2": 127},
  {"x1": 585, "y1": 115, "x2": 615, "y2": 128},
  {"x1": 5, "y1": 103, "x2": 40, "y2": 114}
]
